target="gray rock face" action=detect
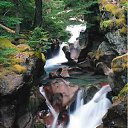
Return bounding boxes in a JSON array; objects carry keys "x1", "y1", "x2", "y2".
[
  {"x1": 0, "y1": 105, "x2": 16, "y2": 128},
  {"x1": 17, "y1": 112, "x2": 33, "y2": 128},
  {"x1": 0, "y1": 74, "x2": 23, "y2": 96},
  {"x1": 105, "y1": 30, "x2": 127, "y2": 55},
  {"x1": 84, "y1": 85, "x2": 98, "y2": 103},
  {"x1": 98, "y1": 41, "x2": 115, "y2": 56},
  {"x1": 102, "y1": 97, "x2": 127, "y2": 128},
  {"x1": 0, "y1": 57, "x2": 46, "y2": 128},
  {"x1": 79, "y1": 30, "x2": 88, "y2": 49}
]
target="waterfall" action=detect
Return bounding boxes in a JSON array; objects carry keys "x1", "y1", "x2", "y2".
[
  {"x1": 44, "y1": 42, "x2": 68, "y2": 68},
  {"x1": 67, "y1": 85, "x2": 112, "y2": 128},
  {"x1": 39, "y1": 87, "x2": 57, "y2": 118},
  {"x1": 75, "y1": 90, "x2": 84, "y2": 110},
  {"x1": 51, "y1": 113, "x2": 59, "y2": 128},
  {"x1": 39, "y1": 86, "x2": 59, "y2": 128},
  {"x1": 66, "y1": 24, "x2": 86, "y2": 43}
]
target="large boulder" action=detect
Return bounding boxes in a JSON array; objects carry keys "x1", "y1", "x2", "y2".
[
  {"x1": 109, "y1": 53, "x2": 127, "y2": 93},
  {"x1": 39, "y1": 78, "x2": 79, "y2": 127},
  {"x1": 97, "y1": 41, "x2": 116, "y2": 67},
  {"x1": 111, "y1": 53, "x2": 128, "y2": 74},
  {"x1": 84, "y1": 85, "x2": 98, "y2": 103},
  {"x1": 69, "y1": 42, "x2": 81, "y2": 61},
  {"x1": 0, "y1": 73, "x2": 23, "y2": 96},
  {"x1": 102, "y1": 95, "x2": 127, "y2": 128},
  {"x1": 43, "y1": 78, "x2": 79, "y2": 107},
  {"x1": 0, "y1": 105, "x2": 16, "y2": 128},
  {"x1": 105, "y1": 30, "x2": 127, "y2": 55}
]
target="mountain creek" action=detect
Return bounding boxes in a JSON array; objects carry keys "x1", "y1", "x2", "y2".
[{"x1": 0, "y1": 1, "x2": 127, "y2": 127}]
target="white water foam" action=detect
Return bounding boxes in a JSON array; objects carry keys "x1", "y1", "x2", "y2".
[
  {"x1": 67, "y1": 85, "x2": 112, "y2": 128},
  {"x1": 39, "y1": 87, "x2": 57, "y2": 117},
  {"x1": 66, "y1": 24, "x2": 86, "y2": 43},
  {"x1": 75, "y1": 90, "x2": 84, "y2": 110},
  {"x1": 44, "y1": 42, "x2": 68, "y2": 68}
]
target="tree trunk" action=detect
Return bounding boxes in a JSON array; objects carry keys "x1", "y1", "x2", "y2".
[
  {"x1": 12, "y1": 0, "x2": 20, "y2": 34},
  {"x1": 34, "y1": 0, "x2": 43, "y2": 27}
]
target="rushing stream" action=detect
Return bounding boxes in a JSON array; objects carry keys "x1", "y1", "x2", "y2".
[
  {"x1": 39, "y1": 25, "x2": 112, "y2": 128},
  {"x1": 67, "y1": 85, "x2": 112, "y2": 128}
]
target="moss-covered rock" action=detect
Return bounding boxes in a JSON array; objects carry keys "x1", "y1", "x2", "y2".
[
  {"x1": 34, "y1": 52, "x2": 46, "y2": 62},
  {"x1": 16, "y1": 44, "x2": 31, "y2": 52},
  {"x1": 111, "y1": 53, "x2": 128, "y2": 73},
  {"x1": 118, "y1": 83, "x2": 128, "y2": 97},
  {"x1": 88, "y1": 50, "x2": 104, "y2": 60},
  {"x1": 13, "y1": 64, "x2": 27, "y2": 74},
  {"x1": 99, "y1": 0, "x2": 127, "y2": 34},
  {"x1": 0, "y1": 38, "x2": 16, "y2": 49}
]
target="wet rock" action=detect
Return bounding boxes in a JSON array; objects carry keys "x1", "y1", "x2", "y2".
[
  {"x1": 46, "y1": 39, "x2": 60, "y2": 59},
  {"x1": 96, "y1": 124, "x2": 104, "y2": 128},
  {"x1": 68, "y1": 67, "x2": 85, "y2": 75},
  {"x1": 102, "y1": 98, "x2": 127, "y2": 128},
  {"x1": 69, "y1": 41, "x2": 81, "y2": 61},
  {"x1": 62, "y1": 46, "x2": 76, "y2": 65},
  {"x1": 49, "y1": 67, "x2": 84, "y2": 79},
  {"x1": 77, "y1": 57, "x2": 93, "y2": 71},
  {"x1": 49, "y1": 67, "x2": 70, "y2": 78},
  {"x1": 84, "y1": 85, "x2": 98, "y2": 103},
  {"x1": 79, "y1": 30, "x2": 88, "y2": 49},
  {"x1": 43, "y1": 78, "x2": 79, "y2": 107}
]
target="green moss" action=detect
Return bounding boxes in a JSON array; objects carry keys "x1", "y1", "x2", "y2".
[
  {"x1": 88, "y1": 50, "x2": 104, "y2": 60},
  {"x1": 0, "y1": 48, "x2": 18, "y2": 66},
  {"x1": 111, "y1": 53, "x2": 128, "y2": 72},
  {"x1": 104, "y1": 4, "x2": 118, "y2": 15},
  {"x1": 0, "y1": 38, "x2": 16, "y2": 49},
  {"x1": 35, "y1": 51, "x2": 46, "y2": 62},
  {"x1": 115, "y1": 18, "x2": 126, "y2": 27},
  {"x1": 34, "y1": 123, "x2": 45, "y2": 128},
  {"x1": 100, "y1": 20, "x2": 113, "y2": 29},
  {"x1": 119, "y1": 26, "x2": 127, "y2": 34},
  {"x1": 118, "y1": 83, "x2": 128, "y2": 97}
]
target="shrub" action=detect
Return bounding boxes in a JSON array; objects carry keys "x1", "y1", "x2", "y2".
[
  {"x1": 0, "y1": 48, "x2": 17, "y2": 66},
  {"x1": 27, "y1": 27, "x2": 51, "y2": 52}
]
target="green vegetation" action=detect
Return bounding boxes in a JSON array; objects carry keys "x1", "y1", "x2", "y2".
[
  {"x1": 0, "y1": 38, "x2": 17, "y2": 66},
  {"x1": 118, "y1": 83, "x2": 128, "y2": 97},
  {"x1": 99, "y1": 0, "x2": 127, "y2": 34},
  {"x1": 0, "y1": 0, "x2": 127, "y2": 67},
  {"x1": 0, "y1": 0, "x2": 101, "y2": 67}
]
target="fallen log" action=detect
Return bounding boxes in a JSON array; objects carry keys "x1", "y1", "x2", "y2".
[{"x1": 0, "y1": 23, "x2": 15, "y2": 33}]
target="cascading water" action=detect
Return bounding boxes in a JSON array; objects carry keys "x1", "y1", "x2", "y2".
[
  {"x1": 66, "y1": 24, "x2": 86, "y2": 44},
  {"x1": 40, "y1": 24, "x2": 112, "y2": 128},
  {"x1": 39, "y1": 86, "x2": 59, "y2": 128},
  {"x1": 39, "y1": 87, "x2": 57, "y2": 117},
  {"x1": 67, "y1": 85, "x2": 112, "y2": 128},
  {"x1": 44, "y1": 42, "x2": 68, "y2": 68},
  {"x1": 75, "y1": 90, "x2": 84, "y2": 110}
]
